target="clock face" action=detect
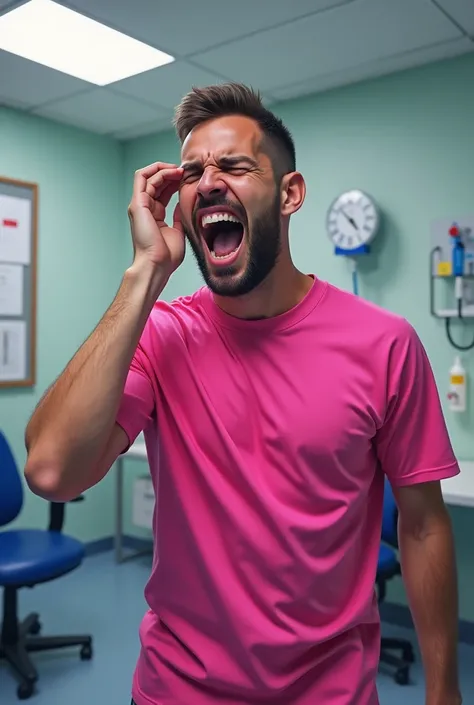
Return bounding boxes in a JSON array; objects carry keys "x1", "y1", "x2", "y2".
[{"x1": 326, "y1": 190, "x2": 379, "y2": 251}]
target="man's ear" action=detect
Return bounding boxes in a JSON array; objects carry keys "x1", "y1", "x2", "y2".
[{"x1": 280, "y1": 172, "x2": 306, "y2": 216}]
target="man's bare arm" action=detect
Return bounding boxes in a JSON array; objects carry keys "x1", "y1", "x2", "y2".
[
  {"x1": 393, "y1": 481, "x2": 462, "y2": 705},
  {"x1": 25, "y1": 262, "x2": 166, "y2": 501},
  {"x1": 24, "y1": 161, "x2": 185, "y2": 501}
]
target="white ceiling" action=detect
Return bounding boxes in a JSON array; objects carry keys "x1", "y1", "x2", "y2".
[{"x1": 0, "y1": 0, "x2": 473, "y2": 141}]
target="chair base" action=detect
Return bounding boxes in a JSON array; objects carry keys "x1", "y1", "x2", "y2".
[
  {"x1": 0, "y1": 611, "x2": 92, "y2": 700},
  {"x1": 380, "y1": 636, "x2": 415, "y2": 685}
]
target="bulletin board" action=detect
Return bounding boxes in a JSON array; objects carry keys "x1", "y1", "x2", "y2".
[{"x1": 0, "y1": 176, "x2": 38, "y2": 388}]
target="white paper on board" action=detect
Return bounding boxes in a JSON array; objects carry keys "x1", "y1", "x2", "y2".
[
  {"x1": 0, "y1": 320, "x2": 27, "y2": 381},
  {"x1": 0, "y1": 195, "x2": 31, "y2": 264},
  {"x1": 0, "y1": 264, "x2": 24, "y2": 316}
]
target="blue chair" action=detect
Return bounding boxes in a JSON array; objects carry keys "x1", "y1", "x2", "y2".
[
  {"x1": 377, "y1": 478, "x2": 415, "y2": 685},
  {"x1": 0, "y1": 431, "x2": 92, "y2": 700}
]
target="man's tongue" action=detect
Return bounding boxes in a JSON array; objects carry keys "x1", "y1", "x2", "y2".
[{"x1": 212, "y1": 229, "x2": 242, "y2": 257}]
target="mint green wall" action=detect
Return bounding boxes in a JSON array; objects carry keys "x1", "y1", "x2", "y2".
[
  {"x1": 1, "y1": 52, "x2": 473, "y2": 620},
  {"x1": 123, "y1": 53, "x2": 474, "y2": 619},
  {"x1": 0, "y1": 108, "x2": 124, "y2": 542}
]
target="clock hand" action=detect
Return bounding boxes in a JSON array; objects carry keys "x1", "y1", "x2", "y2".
[{"x1": 342, "y1": 210, "x2": 359, "y2": 230}]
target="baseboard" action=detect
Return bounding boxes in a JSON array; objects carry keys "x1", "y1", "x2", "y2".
[
  {"x1": 84, "y1": 538, "x2": 474, "y2": 646},
  {"x1": 122, "y1": 535, "x2": 153, "y2": 551},
  {"x1": 380, "y1": 601, "x2": 474, "y2": 646},
  {"x1": 84, "y1": 537, "x2": 114, "y2": 556},
  {"x1": 84, "y1": 535, "x2": 152, "y2": 556}
]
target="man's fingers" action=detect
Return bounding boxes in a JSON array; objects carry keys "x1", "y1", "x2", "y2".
[
  {"x1": 159, "y1": 181, "x2": 181, "y2": 209},
  {"x1": 146, "y1": 167, "x2": 182, "y2": 189},
  {"x1": 141, "y1": 161, "x2": 178, "y2": 178},
  {"x1": 132, "y1": 162, "x2": 178, "y2": 200},
  {"x1": 146, "y1": 168, "x2": 183, "y2": 199}
]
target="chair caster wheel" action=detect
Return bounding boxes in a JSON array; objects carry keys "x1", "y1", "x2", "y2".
[
  {"x1": 80, "y1": 644, "x2": 93, "y2": 660},
  {"x1": 394, "y1": 667, "x2": 409, "y2": 685},
  {"x1": 29, "y1": 619, "x2": 41, "y2": 635},
  {"x1": 17, "y1": 681, "x2": 34, "y2": 700}
]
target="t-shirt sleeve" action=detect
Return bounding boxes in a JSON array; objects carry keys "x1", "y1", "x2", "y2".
[
  {"x1": 375, "y1": 320, "x2": 459, "y2": 487},
  {"x1": 115, "y1": 340, "x2": 156, "y2": 451}
]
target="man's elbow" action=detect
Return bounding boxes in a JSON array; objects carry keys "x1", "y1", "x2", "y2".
[
  {"x1": 398, "y1": 504, "x2": 452, "y2": 542},
  {"x1": 395, "y1": 481, "x2": 452, "y2": 541},
  {"x1": 24, "y1": 456, "x2": 78, "y2": 503}
]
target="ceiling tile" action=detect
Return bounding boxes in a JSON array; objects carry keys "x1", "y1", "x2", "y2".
[
  {"x1": 271, "y1": 37, "x2": 474, "y2": 101},
  {"x1": 61, "y1": 0, "x2": 354, "y2": 56},
  {"x1": 32, "y1": 89, "x2": 168, "y2": 134},
  {"x1": 0, "y1": 49, "x2": 92, "y2": 108},
  {"x1": 2, "y1": 0, "x2": 472, "y2": 139},
  {"x1": 112, "y1": 61, "x2": 229, "y2": 109},
  {"x1": 191, "y1": 0, "x2": 463, "y2": 92},
  {"x1": 0, "y1": 0, "x2": 24, "y2": 10},
  {"x1": 435, "y1": 0, "x2": 474, "y2": 35}
]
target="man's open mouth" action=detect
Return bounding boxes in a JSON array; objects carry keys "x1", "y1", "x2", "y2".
[{"x1": 199, "y1": 211, "x2": 245, "y2": 261}]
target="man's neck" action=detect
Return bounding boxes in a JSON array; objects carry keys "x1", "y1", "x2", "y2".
[{"x1": 213, "y1": 265, "x2": 313, "y2": 321}]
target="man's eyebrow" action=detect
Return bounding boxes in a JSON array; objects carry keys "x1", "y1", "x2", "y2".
[
  {"x1": 218, "y1": 155, "x2": 258, "y2": 167},
  {"x1": 180, "y1": 159, "x2": 202, "y2": 171},
  {"x1": 180, "y1": 155, "x2": 258, "y2": 170}
]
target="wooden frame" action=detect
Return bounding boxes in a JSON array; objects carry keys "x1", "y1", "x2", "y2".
[{"x1": 0, "y1": 176, "x2": 38, "y2": 388}]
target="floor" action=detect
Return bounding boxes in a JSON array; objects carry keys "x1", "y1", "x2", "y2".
[{"x1": 1, "y1": 551, "x2": 473, "y2": 704}]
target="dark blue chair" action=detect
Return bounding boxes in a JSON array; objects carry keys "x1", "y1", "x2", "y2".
[
  {"x1": 0, "y1": 431, "x2": 92, "y2": 700},
  {"x1": 377, "y1": 478, "x2": 415, "y2": 685}
]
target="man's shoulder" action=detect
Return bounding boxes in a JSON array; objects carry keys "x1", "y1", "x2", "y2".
[
  {"x1": 320, "y1": 282, "x2": 421, "y2": 363},
  {"x1": 146, "y1": 287, "x2": 208, "y2": 336},
  {"x1": 151, "y1": 287, "x2": 204, "y2": 314},
  {"x1": 324, "y1": 282, "x2": 414, "y2": 339}
]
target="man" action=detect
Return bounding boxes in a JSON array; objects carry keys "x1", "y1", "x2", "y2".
[{"x1": 25, "y1": 83, "x2": 461, "y2": 705}]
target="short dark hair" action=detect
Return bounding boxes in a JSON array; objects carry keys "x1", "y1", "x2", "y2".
[{"x1": 173, "y1": 82, "x2": 296, "y2": 178}]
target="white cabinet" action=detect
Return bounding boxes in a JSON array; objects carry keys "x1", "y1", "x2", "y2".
[{"x1": 132, "y1": 476, "x2": 154, "y2": 529}]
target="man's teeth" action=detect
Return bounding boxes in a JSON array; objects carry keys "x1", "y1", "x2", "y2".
[
  {"x1": 202, "y1": 212, "x2": 240, "y2": 227},
  {"x1": 211, "y1": 246, "x2": 240, "y2": 260}
]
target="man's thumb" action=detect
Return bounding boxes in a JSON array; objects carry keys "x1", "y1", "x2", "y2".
[{"x1": 173, "y1": 204, "x2": 184, "y2": 234}]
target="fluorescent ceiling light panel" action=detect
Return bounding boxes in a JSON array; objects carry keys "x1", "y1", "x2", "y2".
[{"x1": 0, "y1": 0, "x2": 174, "y2": 85}]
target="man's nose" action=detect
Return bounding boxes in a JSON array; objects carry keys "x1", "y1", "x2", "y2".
[{"x1": 197, "y1": 168, "x2": 227, "y2": 200}]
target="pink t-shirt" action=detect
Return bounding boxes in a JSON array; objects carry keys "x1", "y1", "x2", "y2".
[{"x1": 116, "y1": 276, "x2": 459, "y2": 705}]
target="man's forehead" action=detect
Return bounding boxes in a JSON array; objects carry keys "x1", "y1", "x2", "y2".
[{"x1": 181, "y1": 115, "x2": 263, "y2": 161}]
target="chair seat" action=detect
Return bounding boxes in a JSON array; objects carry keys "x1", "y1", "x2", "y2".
[
  {"x1": 378, "y1": 543, "x2": 398, "y2": 575},
  {"x1": 0, "y1": 529, "x2": 84, "y2": 586}
]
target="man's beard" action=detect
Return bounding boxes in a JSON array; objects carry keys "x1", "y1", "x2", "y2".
[{"x1": 183, "y1": 192, "x2": 282, "y2": 298}]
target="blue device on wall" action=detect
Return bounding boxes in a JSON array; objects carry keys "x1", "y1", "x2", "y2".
[{"x1": 450, "y1": 224, "x2": 465, "y2": 277}]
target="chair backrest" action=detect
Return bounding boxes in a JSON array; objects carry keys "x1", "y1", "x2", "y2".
[
  {"x1": 381, "y1": 478, "x2": 398, "y2": 547},
  {"x1": 0, "y1": 430, "x2": 24, "y2": 527}
]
